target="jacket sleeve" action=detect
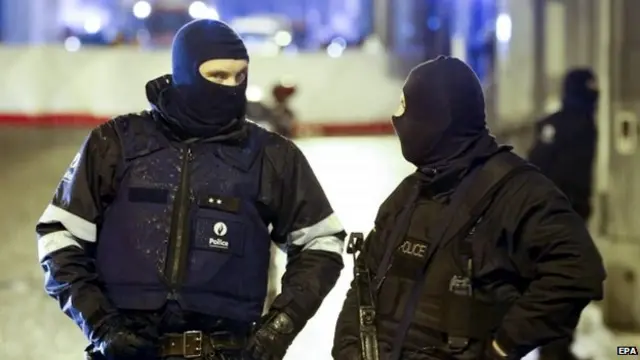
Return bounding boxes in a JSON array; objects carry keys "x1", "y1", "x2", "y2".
[
  {"x1": 263, "y1": 139, "x2": 346, "y2": 329},
  {"x1": 36, "y1": 121, "x2": 122, "y2": 341},
  {"x1": 494, "y1": 179, "x2": 606, "y2": 358},
  {"x1": 332, "y1": 228, "x2": 381, "y2": 359}
]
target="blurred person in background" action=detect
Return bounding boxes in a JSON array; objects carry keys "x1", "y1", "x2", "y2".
[
  {"x1": 332, "y1": 57, "x2": 605, "y2": 360},
  {"x1": 36, "y1": 19, "x2": 345, "y2": 360},
  {"x1": 527, "y1": 68, "x2": 598, "y2": 222},
  {"x1": 527, "y1": 70, "x2": 599, "y2": 360},
  {"x1": 269, "y1": 81, "x2": 298, "y2": 138}
]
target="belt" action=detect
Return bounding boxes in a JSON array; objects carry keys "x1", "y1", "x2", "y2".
[{"x1": 160, "y1": 330, "x2": 246, "y2": 358}]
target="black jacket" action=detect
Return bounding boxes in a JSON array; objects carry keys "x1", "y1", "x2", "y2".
[
  {"x1": 527, "y1": 109, "x2": 597, "y2": 219},
  {"x1": 332, "y1": 156, "x2": 605, "y2": 359},
  {"x1": 527, "y1": 69, "x2": 598, "y2": 220},
  {"x1": 36, "y1": 110, "x2": 345, "y2": 341},
  {"x1": 334, "y1": 59, "x2": 604, "y2": 360}
]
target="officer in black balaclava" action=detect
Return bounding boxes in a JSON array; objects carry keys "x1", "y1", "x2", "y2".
[
  {"x1": 333, "y1": 57, "x2": 604, "y2": 360},
  {"x1": 528, "y1": 68, "x2": 599, "y2": 221},
  {"x1": 391, "y1": 56, "x2": 499, "y2": 172},
  {"x1": 37, "y1": 19, "x2": 345, "y2": 360}
]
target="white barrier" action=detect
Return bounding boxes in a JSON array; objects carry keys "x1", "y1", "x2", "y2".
[{"x1": 0, "y1": 46, "x2": 402, "y2": 130}]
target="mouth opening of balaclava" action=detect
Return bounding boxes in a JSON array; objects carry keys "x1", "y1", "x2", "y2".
[
  {"x1": 159, "y1": 19, "x2": 249, "y2": 139},
  {"x1": 561, "y1": 68, "x2": 599, "y2": 114},
  {"x1": 391, "y1": 56, "x2": 500, "y2": 174}
]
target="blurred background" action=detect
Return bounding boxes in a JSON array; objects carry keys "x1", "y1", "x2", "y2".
[{"x1": 0, "y1": 0, "x2": 639, "y2": 358}]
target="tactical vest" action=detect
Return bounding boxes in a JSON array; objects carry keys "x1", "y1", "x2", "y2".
[
  {"x1": 377, "y1": 209, "x2": 507, "y2": 346},
  {"x1": 375, "y1": 152, "x2": 535, "y2": 355},
  {"x1": 96, "y1": 115, "x2": 271, "y2": 325}
]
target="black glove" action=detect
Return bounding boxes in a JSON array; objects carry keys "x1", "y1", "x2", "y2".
[
  {"x1": 93, "y1": 316, "x2": 157, "y2": 358},
  {"x1": 244, "y1": 311, "x2": 298, "y2": 360}
]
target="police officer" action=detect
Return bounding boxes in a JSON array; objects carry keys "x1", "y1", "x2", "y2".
[
  {"x1": 528, "y1": 68, "x2": 599, "y2": 221},
  {"x1": 332, "y1": 57, "x2": 605, "y2": 360},
  {"x1": 269, "y1": 81, "x2": 298, "y2": 138},
  {"x1": 37, "y1": 19, "x2": 345, "y2": 360}
]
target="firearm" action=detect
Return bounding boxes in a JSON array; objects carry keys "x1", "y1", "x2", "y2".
[{"x1": 346, "y1": 232, "x2": 380, "y2": 360}]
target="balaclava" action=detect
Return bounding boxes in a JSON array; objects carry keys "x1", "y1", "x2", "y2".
[
  {"x1": 392, "y1": 56, "x2": 499, "y2": 170},
  {"x1": 561, "y1": 68, "x2": 599, "y2": 114},
  {"x1": 162, "y1": 19, "x2": 249, "y2": 137}
]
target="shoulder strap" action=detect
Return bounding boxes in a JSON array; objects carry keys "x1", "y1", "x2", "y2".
[
  {"x1": 463, "y1": 151, "x2": 535, "y2": 220},
  {"x1": 388, "y1": 151, "x2": 536, "y2": 360}
]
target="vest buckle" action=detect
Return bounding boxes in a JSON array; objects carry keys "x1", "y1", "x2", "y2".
[
  {"x1": 448, "y1": 275, "x2": 472, "y2": 296},
  {"x1": 183, "y1": 330, "x2": 203, "y2": 358},
  {"x1": 447, "y1": 336, "x2": 469, "y2": 352}
]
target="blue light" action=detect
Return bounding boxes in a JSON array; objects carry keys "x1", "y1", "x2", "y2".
[{"x1": 427, "y1": 16, "x2": 441, "y2": 31}]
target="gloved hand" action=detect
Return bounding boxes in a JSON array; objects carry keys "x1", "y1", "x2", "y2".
[
  {"x1": 93, "y1": 316, "x2": 157, "y2": 358},
  {"x1": 483, "y1": 340, "x2": 508, "y2": 360},
  {"x1": 244, "y1": 311, "x2": 298, "y2": 360}
]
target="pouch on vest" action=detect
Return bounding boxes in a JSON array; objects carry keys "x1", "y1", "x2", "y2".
[
  {"x1": 443, "y1": 224, "x2": 511, "y2": 350},
  {"x1": 190, "y1": 193, "x2": 250, "y2": 278}
]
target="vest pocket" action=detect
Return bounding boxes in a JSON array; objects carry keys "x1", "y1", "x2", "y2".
[
  {"x1": 185, "y1": 211, "x2": 249, "y2": 287},
  {"x1": 193, "y1": 213, "x2": 246, "y2": 256}
]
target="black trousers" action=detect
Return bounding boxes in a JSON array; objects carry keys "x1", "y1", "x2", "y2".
[{"x1": 537, "y1": 336, "x2": 576, "y2": 360}]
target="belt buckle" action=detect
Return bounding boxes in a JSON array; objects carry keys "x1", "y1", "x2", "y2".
[{"x1": 183, "y1": 330, "x2": 203, "y2": 359}]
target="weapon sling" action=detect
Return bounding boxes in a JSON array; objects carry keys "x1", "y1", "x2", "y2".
[{"x1": 346, "y1": 232, "x2": 380, "y2": 360}]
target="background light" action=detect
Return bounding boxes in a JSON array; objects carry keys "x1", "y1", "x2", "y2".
[
  {"x1": 83, "y1": 16, "x2": 102, "y2": 34},
  {"x1": 274, "y1": 31, "x2": 292, "y2": 47},
  {"x1": 246, "y1": 85, "x2": 263, "y2": 102},
  {"x1": 496, "y1": 13, "x2": 512, "y2": 43},
  {"x1": 64, "y1": 36, "x2": 82, "y2": 52},
  {"x1": 189, "y1": 1, "x2": 220, "y2": 20},
  {"x1": 132, "y1": 1, "x2": 152, "y2": 19},
  {"x1": 326, "y1": 37, "x2": 347, "y2": 58}
]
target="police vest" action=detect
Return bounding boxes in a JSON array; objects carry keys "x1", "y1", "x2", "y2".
[
  {"x1": 96, "y1": 115, "x2": 271, "y2": 325},
  {"x1": 375, "y1": 155, "x2": 535, "y2": 351},
  {"x1": 377, "y1": 210, "x2": 508, "y2": 345}
]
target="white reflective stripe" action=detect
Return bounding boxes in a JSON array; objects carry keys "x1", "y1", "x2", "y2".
[
  {"x1": 38, "y1": 204, "x2": 97, "y2": 242},
  {"x1": 288, "y1": 213, "x2": 344, "y2": 254},
  {"x1": 37, "y1": 231, "x2": 83, "y2": 261},
  {"x1": 304, "y1": 235, "x2": 344, "y2": 253}
]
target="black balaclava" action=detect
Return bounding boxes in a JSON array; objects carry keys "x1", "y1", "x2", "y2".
[
  {"x1": 561, "y1": 68, "x2": 599, "y2": 114},
  {"x1": 392, "y1": 56, "x2": 501, "y2": 184},
  {"x1": 158, "y1": 19, "x2": 249, "y2": 139}
]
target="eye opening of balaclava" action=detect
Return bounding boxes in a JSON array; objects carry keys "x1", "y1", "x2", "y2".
[
  {"x1": 391, "y1": 56, "x2": 490, "y2": 168},
  {"x1": 166, "y1": 19, "x2": 250, "y2": 130}
]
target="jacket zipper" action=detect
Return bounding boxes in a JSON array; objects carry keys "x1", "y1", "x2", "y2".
[{"x1": 166, "y1": 146, "x2": 192, "y2": 293}]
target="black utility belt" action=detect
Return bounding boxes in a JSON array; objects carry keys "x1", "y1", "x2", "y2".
[{"x1": 160, "y1": 330, "x2": 246, "y2": 358}]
